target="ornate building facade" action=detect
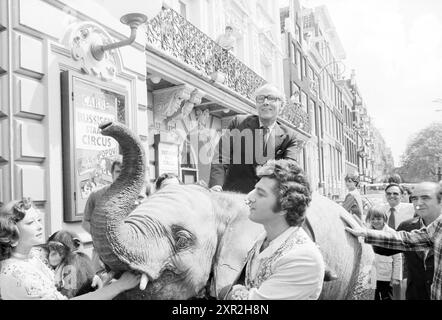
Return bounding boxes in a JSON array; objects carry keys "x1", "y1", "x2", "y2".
[
  {"x1": 0, "y1": 0, "x2": 151, "y2": 241},
  {"x1": 0, "y1": 0, "x2": 306, "y2": 243},
  {"x1": 281, "y1": 1, "x2": 346, "y2": 198},
  {"x1": 0, "y1": 0, "x2": 391, "y2": 245},
  {"x1": 145, "y1": 0, "x2": 289, "y2": 185},
  {"x1": 281, "y1": 0, "x2": 389, "y2": 198}
]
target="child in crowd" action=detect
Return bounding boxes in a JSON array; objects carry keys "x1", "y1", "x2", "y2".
[{"x1": 365, "y1": 207, "x2": 402, "y2": 300}]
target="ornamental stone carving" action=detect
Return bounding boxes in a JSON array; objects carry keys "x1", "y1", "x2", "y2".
[
  {"x1": 162, "y1": 88, "x2": 205, "y2": 125},
  {"x1": 62, "y1": 22, "x2": 118, "y2": 81},
  {"x1": 196, "y1": 108, "x2": 210, "y2": 130},
  {"x1": 195, "y1": 108, "x2": 211, "y2": 142},
  {"x1": 182, "y1": 89, "x2": 205, "y2": 119},
  {"x1": 153, "y1": 85, "x2": 194, "y2": 123}
]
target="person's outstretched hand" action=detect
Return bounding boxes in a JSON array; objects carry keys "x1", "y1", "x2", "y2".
[
  {"x1": 114, "y1": 272, "x2": 141, "y2": 291},
  {"x1": 340, "y1": 212, "x2": 367, "y2": 238},
  {"x1": 100, "y1": 270, "x2": 115, "y2": 286}
]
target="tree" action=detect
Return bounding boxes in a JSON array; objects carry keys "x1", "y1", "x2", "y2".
[
  {"x1": 387, "y1": 173, "x2": 402, "y2": 184},
  {"x1": 371, "y1": 126, "x2": 395, "y2": 181},
  {"x1": 398, "y1": 123, "x2": 442, "y2": 183}
]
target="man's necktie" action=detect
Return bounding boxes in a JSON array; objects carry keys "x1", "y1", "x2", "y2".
[
  {"x1": 388, "y1": 207, "x2": 396, "y2": 229},
  {"x1": 260, "y1": 126, "x2": 269, "y2": 151}
]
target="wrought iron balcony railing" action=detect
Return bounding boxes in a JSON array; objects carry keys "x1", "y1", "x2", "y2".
[
  {"x1": 279, "y1": 102, "x2": 311, "y2": 134},
  {"x1": 146, "y1": 7, "x2": 265, "y2": 100},
  {"x1": 146, "y1": 6, "x2": 311, "y2": 133}
]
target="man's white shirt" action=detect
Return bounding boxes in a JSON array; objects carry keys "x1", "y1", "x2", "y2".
[
  {"x1": 245, "y1": 227, "x2": 325, "y2": 300},
  {"x1": 383, "y1": 202, "x2": 415, "y2": 229},
  {"x1": 258, "y1": 120, "x2": 277, "y2": 145}
]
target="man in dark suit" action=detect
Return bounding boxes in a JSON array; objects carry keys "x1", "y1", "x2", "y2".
[
  {"x1": 209, "y1": 84, "x2": 301, "y2": 194},
  {"x1": 372, "y1": 182, "x2": 441, "y2": 299}
]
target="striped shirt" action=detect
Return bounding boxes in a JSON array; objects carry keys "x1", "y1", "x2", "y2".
[{"x1": 364, "y1": 217, "x2": 442, "y2": 300}]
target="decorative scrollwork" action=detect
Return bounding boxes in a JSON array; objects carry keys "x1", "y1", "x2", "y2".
[
  {"x1": 146, "y1": 7, "x2": 311, "y2": 133},
  {"x1": 146, "y1": 7, "x2": 266, "y2": 100},
  {"x1": 66, "y1": 22, "x2": 118, "y2": 81},
  {"x1": 279, "y1": 102, "x2": 312, "y2": 134},
  {"x1": 153, "y1": 85, "x2": 194, "y2": 122}
]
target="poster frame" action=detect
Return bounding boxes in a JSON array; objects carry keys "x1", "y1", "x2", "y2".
[
  {"x1": 60, "y1": 70, "x2": 128, "y2": 222},
  {"x1": 153, "y1": 133, "x2": 180, "y2": 178}
]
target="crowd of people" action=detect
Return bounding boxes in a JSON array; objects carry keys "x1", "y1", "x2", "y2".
[
  {"x1": 0, "y1": 159, "x2": 326, "y2": 300},
  {"x1": 341, "y1": 175, "x2": 442, "y2": 300},
  {"x1": 0, "y1": 199, "x2": 140, "y2": 299},
  {"x1": 0, "y1": 156, "x2": 188, "y2": 300},
  {"x1": 1, "y1": 82, "x2": 442, "y2": 300}
]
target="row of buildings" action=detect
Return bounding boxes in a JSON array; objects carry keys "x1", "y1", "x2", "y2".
[
  {"x1": 0, "y1": 0, "x2": 393, "y2": 242},
  {"x1": 280, "y1": 1, "x2": 394, "y2": 199}
]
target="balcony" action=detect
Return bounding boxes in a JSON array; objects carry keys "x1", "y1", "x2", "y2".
[
  {"x1": 146, "y1": 7, "x2": 265, "y2": 101},
  {"x1": 279, "y1": 102, "x2": 311, "y2": 134},
  {"x1": 146, "y1": 6, "x2": 310, "y2": 133}
]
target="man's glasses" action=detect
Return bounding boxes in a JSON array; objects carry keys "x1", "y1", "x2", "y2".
[
  {"x1": 386, "y1": 192, "x2": 400, "y2": 196},
  {"x1": 256, "y1": 95, "x2": 281, "y2": 103}
]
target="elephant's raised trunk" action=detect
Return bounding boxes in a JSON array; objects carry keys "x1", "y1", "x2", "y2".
[{"x1": 90, "y1": 121, "x2": 146, "y2": 271}]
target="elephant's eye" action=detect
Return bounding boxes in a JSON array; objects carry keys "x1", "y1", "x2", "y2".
[{"x1": 171, "y1": 225, "x2": 195, "y2": 251}]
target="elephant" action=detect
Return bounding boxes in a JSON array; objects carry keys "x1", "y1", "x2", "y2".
[{"x1": 90, "y1": 121, "x2": 375, "y2": 300}]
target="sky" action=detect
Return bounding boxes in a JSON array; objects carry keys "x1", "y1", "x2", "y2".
[{"x1": 280, "y1": 0, "x2": 442, "y2": 166}]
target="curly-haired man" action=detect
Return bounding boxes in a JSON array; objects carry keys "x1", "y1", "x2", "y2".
[{"x1": 224, "y1": 159, "x2": 325, "y2": 300}]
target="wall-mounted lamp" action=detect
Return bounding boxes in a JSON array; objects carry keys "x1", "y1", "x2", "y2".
[
  {"x1": 150, "y1": 76, "x2": 162, "y2": 84},
  {"x1": 65, "y1": 1, "x2": 164, "y2": 81},
  {"x1": 91, "y1": 13, "x2": 147, "y2": 61}
]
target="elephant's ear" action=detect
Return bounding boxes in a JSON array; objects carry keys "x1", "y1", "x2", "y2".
[{"x1": 210, "y1": 207, "x2": 263, "y2": 298}]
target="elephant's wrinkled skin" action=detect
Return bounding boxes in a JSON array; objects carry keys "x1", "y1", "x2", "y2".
[{"x1": 90, "y1": 122, "x2": 375, "y2": 300}]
